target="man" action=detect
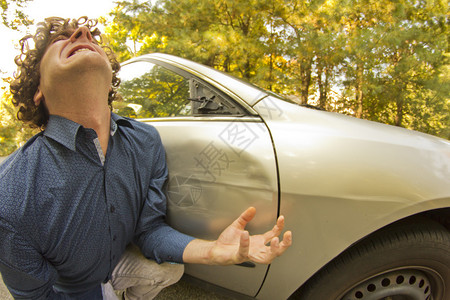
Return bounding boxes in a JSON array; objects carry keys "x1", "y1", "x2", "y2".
[{"x1": 0, "y1": 17, "x2": 292, "y2": 299}]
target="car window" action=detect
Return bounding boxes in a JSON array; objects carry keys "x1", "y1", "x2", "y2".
[
  {"x1": 116, "y1": 61, "x2": 191, "y2": 118},
  {"x1": 116, "y1": 60, "x2": 243, "y2": 119}
]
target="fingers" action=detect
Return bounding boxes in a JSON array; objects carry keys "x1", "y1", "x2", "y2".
[
  {"x1": 249, "y1": 229, "x2": 292, "y2": 264},
  {"x1": 279, "y1": 230, "x2": 292, "y2": 250},
  {"x1": 269, "y1": 236, "x2": 280, "y2": 254},
  {"x1": 267, "y1": 230, "x2": 292, "y2": 261},
  {"x1": 272, "y1": 231, "x2": 292, "y2": 253},
  {"x1": 237, "y1": 231, "x2": 250, "y2": 262},
  {"x1": 234, "y1": 207, "x2": 256, "y2": 229},
  {"x1": 262, "y1": 215, "x2": 285, "y2": 243}
]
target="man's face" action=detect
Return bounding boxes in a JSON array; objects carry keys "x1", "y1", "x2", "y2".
[{"x1": 37, "y1": 26, "x2": 113, "y2": 105}]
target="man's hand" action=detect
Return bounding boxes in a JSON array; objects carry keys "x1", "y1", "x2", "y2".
[{"x1": 182, "y1": 207, "x2": 292, "y2": 265}]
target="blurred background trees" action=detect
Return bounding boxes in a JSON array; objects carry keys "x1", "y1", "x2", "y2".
[
  {"x1": 104, "y1": 0, "x2": 449, "y2": 138},
  {"x1": 103, "y1": 0, "x2": 449, "y2": 137},
  {"x1": 0, "y1": 86, "x2": 38, "y2": 156},
  {"x1": 1, "y1": 0, "x2": 32, "y2": 29},
  {"x1": 1, "y1": 0, "x2": 36, "y2": 156},
  {"x1": 1, "y1": 0, "x2": 449, "y2": 155}
]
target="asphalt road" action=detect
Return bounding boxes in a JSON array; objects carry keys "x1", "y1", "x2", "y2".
[{"x1": 0, "y1": 273, "x2": 236, "y2": 299}]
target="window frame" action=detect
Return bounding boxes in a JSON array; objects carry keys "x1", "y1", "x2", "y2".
[{"x1": 118, "y1": 59, "x2": 252, "y2": 120}]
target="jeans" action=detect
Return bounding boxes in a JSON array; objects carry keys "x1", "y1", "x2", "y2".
[{"x1": 102, "y1": 244, "x2": 184, "y2": 300}]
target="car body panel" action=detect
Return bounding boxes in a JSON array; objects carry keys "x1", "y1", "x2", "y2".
[
  {"x1": 142, "y1": 117, "x2": 279, "y2": 296},
  {"x1": 253, "y1": 97, "x2": 450, "y2": 299},
  {"x1": 118, "y1": 53, "x2": 450, "y2": 299}
]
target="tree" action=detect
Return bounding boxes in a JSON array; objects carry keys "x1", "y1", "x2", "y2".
[
  {"x1": 276, "y1": 0, "x2": 321, "y2": 105},
  {"x1": 0, "y1": 83, "x2": 38, "y2": 156},
  {"x1": 1, "y1": 0, "x2": 32, "y2": 29},
  {"x1": 116, "y1": 65, "x2": 190, "y2": 118},
  {"x1": 102, "y1": 0, "x2": 449, "y2": 140},
  {"x1": 105, "y1": 0, "x2": 282, "y2": 84},
  {"x1": 350, "y1": 0, "x2": 449, "y2": 135},
  {"x1": 0, "y1": 0, "x2": 35, "y2": 156}
]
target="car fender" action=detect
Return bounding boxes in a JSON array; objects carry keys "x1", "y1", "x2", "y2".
[{"x1": 253, "y1": 97, "x2": 450, "y2": 299}]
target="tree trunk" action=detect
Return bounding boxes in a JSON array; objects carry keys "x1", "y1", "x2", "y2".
[
  {"x1": 324, "y1": 67, "x2": 330, "y2": 110},
  {"x1": 244, "y1": 57, "x2": 251, "y2": 80},
  {"x1": 223, "y1": 55, "x2": 230, "y2": 72},
  {"x1": 395, "y1": 97, "x2": 404, "y2": 127},
  {"x1": 317, "y1": 63, "x2": 329, "y2": 110},
  {"x1": 355, "y1": 62, "x2": 364, "y2": 118},
  {"x1": 268, "y1": 53, "x2": 274, "y2": 91},
  {"x1": 300, "y1": 58, "x2": 312, "y2": 105}
]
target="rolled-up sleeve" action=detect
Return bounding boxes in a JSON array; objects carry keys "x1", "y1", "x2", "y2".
[{"x1": 133, "y1": 131, "x2": 194, "y2": 264}]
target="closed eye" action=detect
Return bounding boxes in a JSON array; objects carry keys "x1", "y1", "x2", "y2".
[{"x1": 51, "y1": 35, "x2": 70, "y2": 44}]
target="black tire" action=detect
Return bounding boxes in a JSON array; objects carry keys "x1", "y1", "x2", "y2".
[{"x1": 291, "y1": 217, "x2": 450, "y2": 300}]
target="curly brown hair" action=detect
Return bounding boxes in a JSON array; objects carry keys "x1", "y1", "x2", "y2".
[{"x1": 9, "y1": 16, "x2": 121, "y2": 128}]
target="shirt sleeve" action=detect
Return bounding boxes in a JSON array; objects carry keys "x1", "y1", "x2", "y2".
[
  {"x1": 0, "y1": 219, "x2": 65, "y2": 299},
  {"x1": 133, "y1": 130, "x2": 195, "y2": 264}
]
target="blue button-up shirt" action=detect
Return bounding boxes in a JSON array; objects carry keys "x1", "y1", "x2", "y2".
[{"x1": 0, "y1": 113, "x2": 194, "y2": 299}]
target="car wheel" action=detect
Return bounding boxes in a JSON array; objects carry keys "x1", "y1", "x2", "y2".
[{"x1": 291, "y1": 217, "x2": 450, "y2": 300}]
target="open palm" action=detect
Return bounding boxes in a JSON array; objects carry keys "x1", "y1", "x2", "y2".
[{"x1": 210, "y1": 207, "x2": 292, "y2": 265}]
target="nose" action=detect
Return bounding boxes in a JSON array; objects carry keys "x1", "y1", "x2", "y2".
[{"x1": 70, "y1": 26, "x2": 93, "y2": 43}]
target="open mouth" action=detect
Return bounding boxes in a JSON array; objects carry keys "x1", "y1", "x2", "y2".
[{"x1": 68, "y1": 46, "x2": 95, "y2": 58}]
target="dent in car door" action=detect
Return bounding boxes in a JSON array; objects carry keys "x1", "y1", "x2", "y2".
[
  {"x1": 151, "y1": 118, "x2": 278, "y2": 296},
  {"x1": 118, "y1": 60, "x2": 279, "y2": 296}
]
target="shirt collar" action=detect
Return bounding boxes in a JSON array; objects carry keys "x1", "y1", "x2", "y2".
[
  {"x1": 111, "y1": 113, "x2": 134, "y2": 134},
  {"x1": 44, "y1": 113, "x2": 134, "y2": 151},
  {"x1": 44, "y1": 115, "x2": 81, "y2": 151}
]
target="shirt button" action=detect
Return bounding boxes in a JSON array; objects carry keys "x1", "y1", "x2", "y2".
[
  {"x1": 110, "y1": 205, "x2": 115, "y2": 213},
  {"x1": 113, "y1": 235, "x2": 117, "y2": 241}
]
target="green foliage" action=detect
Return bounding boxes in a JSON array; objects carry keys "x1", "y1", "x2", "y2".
[
  {"x1": 0, "y1": 86, "x2": 38, "y2": 156},
  {"x1": 103, "y1": 0, "x2": 449, "y2": 139},
  {"x1": 133, "y1": 2, "x2": 446, "y2": 136},
  {"x1": 116, "y1": 65, "x2": 191, "y2": 118},
  {"x1": 1, "y1": 0, "x2": 35, "y2": 156},
  {"x1": 1, "y1": 0, "x2": 448, "y2": 157},
  {"x1": 1, "y1": 0, "x2": 32, "y2": 29}
]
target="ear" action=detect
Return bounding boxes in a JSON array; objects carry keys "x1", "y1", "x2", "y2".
[{"x1": 33, "y1": 87, "x2": 44, "y2": 106}]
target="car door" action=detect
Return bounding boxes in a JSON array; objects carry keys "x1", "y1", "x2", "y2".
[{"x1": 118, "y1": 58, "x2": 279, "y2": 296}]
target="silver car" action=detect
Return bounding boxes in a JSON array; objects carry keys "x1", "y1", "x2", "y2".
[{"x1": 118, "y1": 53, "x2": 450, "y2": 300}]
